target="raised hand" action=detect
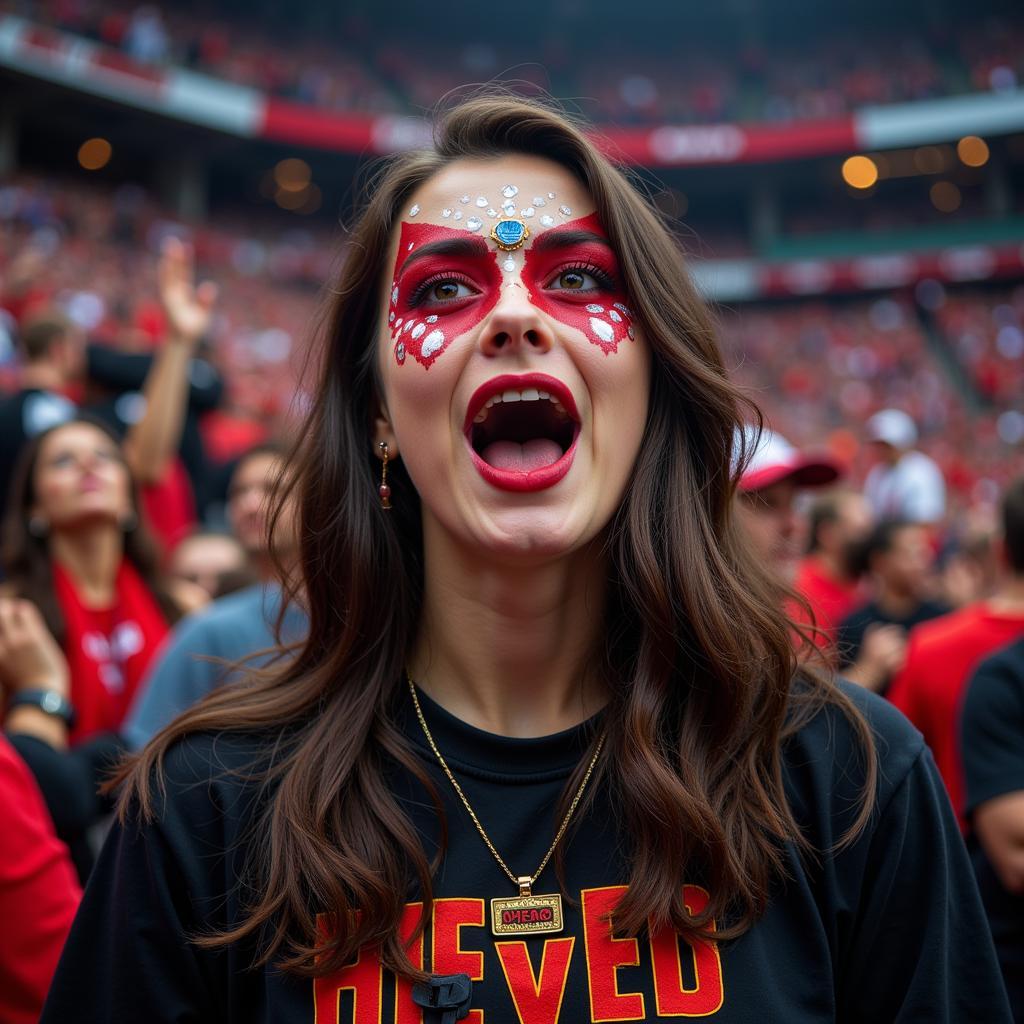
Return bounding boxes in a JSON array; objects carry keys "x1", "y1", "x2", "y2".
[{"x1": 157, "y1": 236, "x2": 219, "y2": 345}]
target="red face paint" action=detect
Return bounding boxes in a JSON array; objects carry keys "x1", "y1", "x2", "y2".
[
  {"x1": 521, "y1": 213, "x2": 635, "y2": 355},
  {"x1": 388, "y1": 222, "x2": 502, "y2": 369}
]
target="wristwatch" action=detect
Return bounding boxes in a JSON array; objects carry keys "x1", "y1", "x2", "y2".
[{"x1": 6, "y1": 689, "x2": 76, "y2": 729}]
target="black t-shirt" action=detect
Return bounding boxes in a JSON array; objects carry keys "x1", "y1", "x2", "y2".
[
  {"x1": 835, "y1": 598, "x2": 949, "y2": 668},
  {"x1": 962, "y1": 637, "x2": 1024, "y2": 1020},
  {"x1": 42, "y1": 681, "x2": 1010, "y2": 1022}
]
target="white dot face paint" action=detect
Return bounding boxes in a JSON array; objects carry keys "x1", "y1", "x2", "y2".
[
  {"x1": 391, "y1": 286, "x2": 399, "y2": 304},
  {"x1": 420, "y1": 329, "x2": 445, "y2": 358},
  {"x1": 411, "y1": 322, "x2": 426, "y2": 339},
  {"x1": 585, "y1": 303, "x2": 605, "y2": 313},
  {"x1": 409, "y1": 204, "x2": 420, "y2": 216},
  {"x1": 590, "y1": 317, "x2": 615, "y2": 344},
  {"x1": 609, "y1": 309, "x2": 622, "y2": 323}
]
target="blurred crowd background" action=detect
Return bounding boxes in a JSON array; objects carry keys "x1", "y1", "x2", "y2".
[{"x1": 1, "y1": 0, "x2": 1024, "y2": 1019}]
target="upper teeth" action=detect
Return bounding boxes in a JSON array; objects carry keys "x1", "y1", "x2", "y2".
[{"x1": 473, "y1": 388, "x2": 569, "y2": 424}]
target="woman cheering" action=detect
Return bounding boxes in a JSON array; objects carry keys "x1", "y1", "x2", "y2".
[{"x1": 42, "y1": 96, "x2": 1010, "y2": 1022}]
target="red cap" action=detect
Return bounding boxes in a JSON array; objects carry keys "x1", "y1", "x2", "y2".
[{"x1": 737, "y1": 426, "x2": 841, "y2": 493}]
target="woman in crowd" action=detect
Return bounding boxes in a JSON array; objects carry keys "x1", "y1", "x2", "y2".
[{"x1": 41, "y1": 95, "x2": 1010, "y2": 1022}]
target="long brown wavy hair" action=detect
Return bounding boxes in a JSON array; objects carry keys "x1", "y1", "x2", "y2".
[
  {"x1": 118, "y1": 94, "x2": 876, "y2": 981},
  {"x1": 2, "y1": 415, "x2": 180, "y2": 635}
]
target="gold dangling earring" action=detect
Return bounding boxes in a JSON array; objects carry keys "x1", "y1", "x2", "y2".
[{"x1": 378, "y1": 441, "x2": 392, "y2": 510}]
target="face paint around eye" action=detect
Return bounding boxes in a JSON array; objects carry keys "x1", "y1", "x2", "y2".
[
  {"x1": 521, "y1": 213, "x2": 636, "y2": 355},
  {"x1": 388, "y1": 222, "x2": 502, "y2": 369}
]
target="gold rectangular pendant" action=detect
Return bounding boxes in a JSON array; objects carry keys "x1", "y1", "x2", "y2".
[{"x1": 490, "y1": 892, "x2": 564, "y2": 936}]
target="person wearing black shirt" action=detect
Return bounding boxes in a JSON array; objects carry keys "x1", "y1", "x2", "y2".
[
  {"x1": 42, "y1": 96, "x2": 1011, "y2": 1023},
  {"x1": 837, "y1": 519, "x2": 948, "y2": 692},
  {"x1": 963, "y1": 636, "x2": 1024, "y2": 1020}
]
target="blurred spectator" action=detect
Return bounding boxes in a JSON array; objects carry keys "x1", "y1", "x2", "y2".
[
  {"x1": 890, "y1": 476, "x2": 1024, "y2": 828},
  {"x1": 863, "y1": 409, "x2": 946, "y2": 524},
  {"x1": 0, "y1": 418, "x2": 190, "y2": 744},
  {"x1": 167, "y1": 528, "x2": 253, "y2": 600},
  {"x1": 123, "y1": 443, "x2": 305, "y2": 749},
  {"x1": 794, "y1": 489, "x2": 873, "y2": 646},
  {"x1": 836, "y1": 520, "x2": 950, "y2": 693},
  {"x1": 0, "y1": 310, "x2": 84, "y2": 502},
  {"x1": 962, "y1": 635, "x2": 1024, "y2": 1019},
  {"x1": 735, "y1": 426, "x2": 839, "y2": 584},
  {"x1": 0, "y1": 733, "x2": 80, "y2": 1024}
]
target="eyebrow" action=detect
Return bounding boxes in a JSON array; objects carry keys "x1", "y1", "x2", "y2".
[
  {"x1": 399, "y1": 236, "x2": 488, "y2": 273},
  {"x1": 531, "y1": 228, "x2": 611, "y2": 253}
]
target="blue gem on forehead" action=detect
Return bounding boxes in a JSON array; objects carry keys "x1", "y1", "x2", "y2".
[{"x1": 490, "y1": 219, "x2": 529, "y2": 251}]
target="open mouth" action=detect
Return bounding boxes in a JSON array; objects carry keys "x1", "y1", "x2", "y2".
[{"x1": 464, "y1": 374, "x2": 581, "y2": 492}]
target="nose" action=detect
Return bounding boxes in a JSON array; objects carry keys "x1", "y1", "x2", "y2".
[{"x1": 478, "y1": 285, "x2": 554, "y2": 358}]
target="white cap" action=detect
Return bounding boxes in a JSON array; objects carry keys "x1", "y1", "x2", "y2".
[
  {"x1": 735, "y1": 425, "x2": 840, "y2": 493},
  {"x1": 866, "y1": 409, "x2": 918, "y2": 449}
]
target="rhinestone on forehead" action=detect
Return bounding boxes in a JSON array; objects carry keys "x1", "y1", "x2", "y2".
[
  {"x1": 502, "y1": 184, "x2": 519, "y2": 198},
  {"x1": 459, "y1": 195, "x2": 470, "y2": 204},
  {"x1": 547, "y1": 192, "x2": 556, "y2": 199},
  {"x1": 502, "y1": 200, "x2": 516, "y2": 215},
  {"x1": 521, "y1": 207, "x2": 535, "y2": 218},
  {"x1": 540, "y1": 214, "x2": 554, "y2": 227},
  {"x1": 502, "y1": 256, "x2": 516, "y2": 273},
  {"x1": 533, "y1": 196, "x2": 546, "y2": 207},
  {"x1": 453, "y1": 211, "x2": 463, "y2": 220},
  {"x1": 441, "y1": 208, "x2": 452, "y2": 218},
  {"x1": 466, "y1": 216, "x2": 483, "y2": 231},
  {"x1": 559, "y1": 205, "x2": 572, "y2": 217},
  {"x1": 491, "y1": 219, "x2": 529, "y2": 251},
  {"x1": 486, "y1": 207, "x2": 499, "y2": 218},
  {"x1": 475, "y1": 197, "x2": 488, "y2": 208}
]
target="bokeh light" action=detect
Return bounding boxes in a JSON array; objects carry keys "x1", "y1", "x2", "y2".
[
  {"x1": 930, "y1": 180, "x2": 962, "y2": 213},
  {"x1": 841, "y1": 155, "x2": 878, "y2": 189},
  {"x1": 77, "y1": 137, "x2": 112, "y2": 171},
  {"x1": 957, "y1": 135, "x2": 990, "y2": 167},
  {"x1": 273, "y1": 158, "x2": 311, "y2": 193}
]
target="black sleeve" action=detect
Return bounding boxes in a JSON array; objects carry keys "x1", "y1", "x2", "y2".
[
  {"x1": 40, "y1": 739, "x2": 238, "y2": 1022},
  {"x1": 7, "y1": 732, "x2": 125, "y2": 838},
  {"x1": 837, "y1": 746, "x2": 1012, "y2": 1022},
  {"x1": 834, "y1": 612, "x2": 867, "y2": 669},
  {"x1": 962, "y1": 646, "x2": 1024, "y2": 815},
  {"x1": 86, "y1": 344, "x2": 223, "y2": 410}
]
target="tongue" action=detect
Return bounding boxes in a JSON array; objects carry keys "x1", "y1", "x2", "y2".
[{"x1": 481, "y1": 438, "x2": 563, "y2": 472}]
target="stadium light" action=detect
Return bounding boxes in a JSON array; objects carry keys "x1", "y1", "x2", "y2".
[
  {"x1": 957, "y1": 135, "x2": 990, "y2": 168},
  {"x1": 77, "y1": 137, "x2": 112, "y2": 171},
  {"x1": 841, "y1": 155, "x2": 878, "y2": 190}
]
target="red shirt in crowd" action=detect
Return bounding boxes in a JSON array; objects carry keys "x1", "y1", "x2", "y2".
[
  {"x1": 0, "y1": 736, "x2": 80, "y2": 1024},
  {"x1": 888, "y1": 602, "x2": 1024, "y2": 830},
  {"x1": 792, "y1": 556, "x2": 863, "y2": 649}
]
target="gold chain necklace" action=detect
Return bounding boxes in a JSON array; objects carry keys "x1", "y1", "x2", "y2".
[{"x1": 407, "y1": 673, "x2": 605, "y2": 936}]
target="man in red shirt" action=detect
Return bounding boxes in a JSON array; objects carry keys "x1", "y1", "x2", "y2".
[
  {"x1": 889, "y1": 476, "x2": 1024, "y2": 829},
  {"x1": 794, "y1": 489, "x2": 873, "y2": 643},
  {"x1": 735, "y1": 426, "x2": 840, "y2": 585}
]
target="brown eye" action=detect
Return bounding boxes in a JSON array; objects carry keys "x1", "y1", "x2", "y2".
[
  {"x1": 558, "y1": 270, "x2": 586, "y2": 290},
  {"x1": 431, "y1": 281, "x2": 462, "y2": 300}
]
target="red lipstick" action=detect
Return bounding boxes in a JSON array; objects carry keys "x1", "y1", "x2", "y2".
[{"x1": 464, "y1": 373, "x2": 581, "y2": 493}]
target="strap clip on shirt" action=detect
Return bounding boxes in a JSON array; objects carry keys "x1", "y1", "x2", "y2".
[{"x1": 411, "y1": 973, "x2": 473, "y2": 1023}]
